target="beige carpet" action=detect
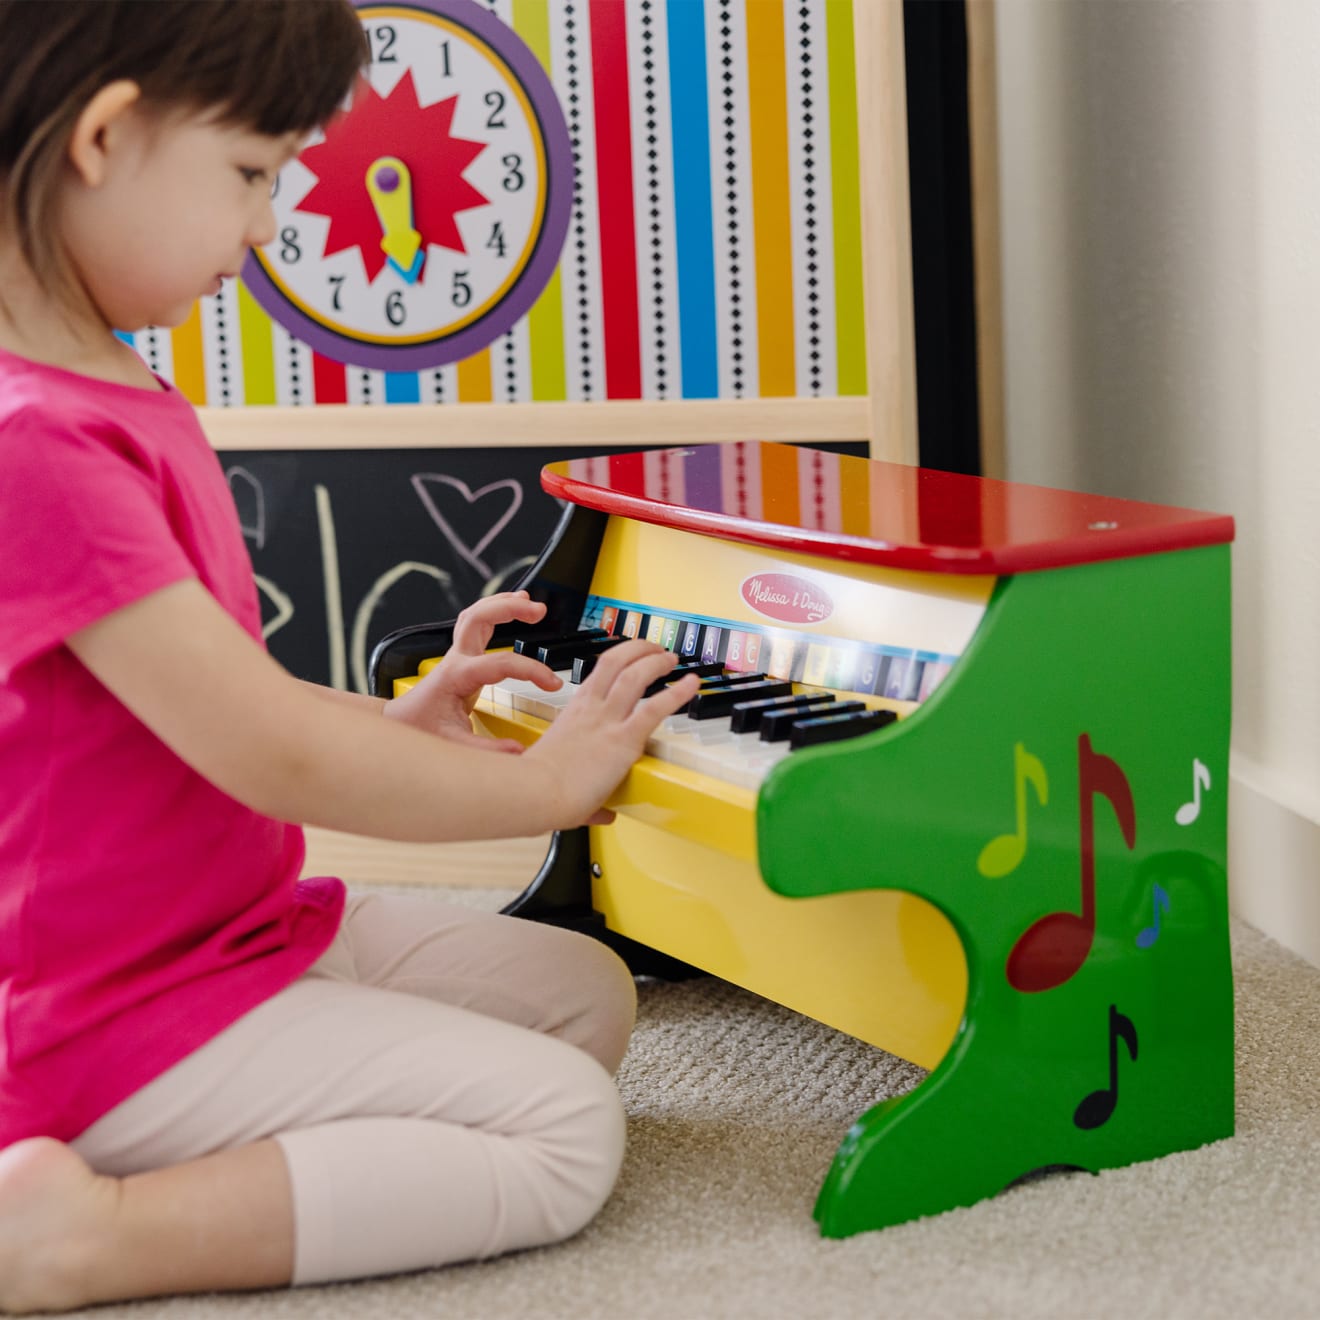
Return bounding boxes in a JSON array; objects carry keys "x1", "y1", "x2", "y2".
[{"x1": 54, "y1": 889, "x2": 1320, "y2": 1320}]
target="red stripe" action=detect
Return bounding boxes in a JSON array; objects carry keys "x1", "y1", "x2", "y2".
[
  {"x1": 589, "y1": 1, "x2": 641, "y2": 399},
  {"x1": 608, "y1": 452, "x2": 646, "y2": 497},
  {"x1": 312, "y1": 353, "x2": 347, "y2": 403}
]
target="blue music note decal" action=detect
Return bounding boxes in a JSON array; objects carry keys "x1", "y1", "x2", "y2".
[{"x1": 1136, "y1": 883, "x2": 1171, "y2": 949}]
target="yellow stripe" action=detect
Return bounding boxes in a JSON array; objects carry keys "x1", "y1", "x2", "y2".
[
  {"x1": 236, "y1": 283, "x2": 276, "y2": 405},
  {"x1": 745, "y1": 0, "x2": 795, "y2": 397},
  {"x1": 511, "y1": 0, "x2": 566, "y2": 401},
  {"x1": 457, "y1": 347, "x2": 493, "y2": 401},
  {"x1": 761, "y1": 438, "x2": 800, "y2": 526},
  {"x1": 840, "y1": 459, "x2": 870, "y2": 537},
  {"x1": 826, "y1": 0, "x2": 866, "y2": 396},
  {"x1": 170, "y1": 301, "x2": 207, "y2": 404}
]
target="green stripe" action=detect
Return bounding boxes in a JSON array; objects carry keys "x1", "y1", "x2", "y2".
[
  {"x1": 237, "y1": 281, "x2": 277, "y2": 404},
  {"x1": 513, "y1": 0, "x2": 567, "y2": 401},
  {"x1": 826, "y1": 0, "x2": 866, "y2": 397}
]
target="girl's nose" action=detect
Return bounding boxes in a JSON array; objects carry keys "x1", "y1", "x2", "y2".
[{"x1": 249, "y1": 195, "x2": 278, "y2": 248}]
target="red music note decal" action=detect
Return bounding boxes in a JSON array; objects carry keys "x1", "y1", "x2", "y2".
[
  {"x1": 1073, "y1": 1003, "x2": 1139, "y2": 1130},
  {"x1": 1006, "y1": 734, "x2": 1137, "y2": 993}
]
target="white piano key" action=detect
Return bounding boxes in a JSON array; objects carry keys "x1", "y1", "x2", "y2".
[{"x1": 485, "y1": 674, "x2": 797, "y2": 792}]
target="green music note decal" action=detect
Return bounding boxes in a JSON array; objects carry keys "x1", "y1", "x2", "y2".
[{"x1": 977, "y1": 741, "x2": 1050, "y2": 878}]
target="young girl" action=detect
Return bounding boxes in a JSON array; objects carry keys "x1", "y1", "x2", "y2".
[{"x1": 0, "y1": 2, "x2": 700, "y2": 1312}]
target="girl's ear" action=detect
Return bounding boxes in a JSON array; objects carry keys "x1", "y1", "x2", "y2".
[{"x1": 67, "y1": 81, "x2": 143, "y2": 187}]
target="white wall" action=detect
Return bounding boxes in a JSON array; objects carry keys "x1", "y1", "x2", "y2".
[{"x1": 992, "y1": 0, "x2": 1320, "y2": 964}]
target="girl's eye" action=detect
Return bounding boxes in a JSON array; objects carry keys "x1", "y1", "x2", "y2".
[{"x1": 238, "y1": 167, "x2": 266, "y2": 185}]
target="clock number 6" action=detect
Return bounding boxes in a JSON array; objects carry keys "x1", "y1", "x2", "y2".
[{"x1": 386, "y1": 290, "x2": 406, "y2": 326}]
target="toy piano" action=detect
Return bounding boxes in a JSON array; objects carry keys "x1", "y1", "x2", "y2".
[{"x1": 370, "y1": 441, "x2": 1236, "y2": 1236}]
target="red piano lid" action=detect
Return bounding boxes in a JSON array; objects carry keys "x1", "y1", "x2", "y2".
[{"x1": 541, "y1": 442, "x2": 1234, "y2": 575}]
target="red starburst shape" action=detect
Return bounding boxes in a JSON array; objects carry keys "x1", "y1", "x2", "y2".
[{"x1": 297, "y1": 72, "x2": 490, "y2": 284}]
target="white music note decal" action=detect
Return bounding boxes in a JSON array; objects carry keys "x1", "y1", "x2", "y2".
[{"x1": 1175, "y1": 757, "x2": 1212, "y2": 826}]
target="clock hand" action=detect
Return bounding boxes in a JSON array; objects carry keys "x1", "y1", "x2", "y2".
[{"x1": 365, "y1": 156, "x2": 424, "y2": 283}]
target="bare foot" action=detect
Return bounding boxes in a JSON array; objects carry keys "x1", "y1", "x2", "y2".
[{"x1": 0, "y1": 1137, "x2": 117, "y2": 1314}]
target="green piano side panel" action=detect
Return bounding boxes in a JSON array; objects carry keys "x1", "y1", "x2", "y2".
[{"x1": 756, "y1": 543, "x2": 1234, "y2": 1236}]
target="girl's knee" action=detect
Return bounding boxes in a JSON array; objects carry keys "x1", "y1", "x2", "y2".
[
  {"x1": 523, "y1": 923, "x2": 637, "y2": 1073},
  {"x1": 534, "y1": 1051, "x2": 627, "y2": 1242},
  {"x1": 575, "y1": 936, "x2": 637, "y2": 1074}
]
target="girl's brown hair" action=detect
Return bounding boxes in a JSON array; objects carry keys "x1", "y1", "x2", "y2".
[{"x1": 0, "y1": 0, "x2": 368, "y2": 299}]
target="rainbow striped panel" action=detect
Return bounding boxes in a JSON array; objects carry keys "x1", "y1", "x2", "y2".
[{"x1": 122, "y1": 0, "x2": 866, "y2": 407}]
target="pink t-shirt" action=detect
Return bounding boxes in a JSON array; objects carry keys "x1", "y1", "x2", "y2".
[{"x1": 0, "y1": 346, "x2": 344, "y2": 1144}]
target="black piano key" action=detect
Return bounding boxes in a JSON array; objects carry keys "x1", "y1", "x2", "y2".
[
  {"x1": 673, "y1": 672, "x2": 773, "y2": 714},
  {"x1": 639, "y1": 660, "x2": 726, "y2": 695},
  {"x1": 789, "y1": 708, "x2": 898, "y2": 749},
  {"x1": 535, "y1": 633, "x2": 621, "y2": 670},
  {"x1": 760, "y1": 700, "x2": 865, "y2": 742},
  {"x1": 729, "y1": 692, "x2": 833, "y2": 735},
  {"x1": 513, "y1": 627, "x2": 607, "y2": 657},
  {"x1": 689, "y1": 679, "x2": 794, "y2": 721}
]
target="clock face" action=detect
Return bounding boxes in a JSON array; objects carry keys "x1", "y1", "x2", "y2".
[{"x1": 240, "y1": 0, "x2": 572, "y2": 372}]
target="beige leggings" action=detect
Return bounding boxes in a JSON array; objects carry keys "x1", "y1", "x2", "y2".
[{"x1": 71, "y1": 891, "x2": 637, "y2": 1286}]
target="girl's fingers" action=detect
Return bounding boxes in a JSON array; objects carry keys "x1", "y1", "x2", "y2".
[
  {"x1": 639, "y1": 670, "x2": 701, "y2": 721},
  {"x1": 577, "y1": 638, "x2": 676, "y2": 701},
  {"x1": 468, "y1": 650, "x2": 561, "y2": 691},
  {"x1": 450, "y1": 592, "x2": 546, "y2": 654}
]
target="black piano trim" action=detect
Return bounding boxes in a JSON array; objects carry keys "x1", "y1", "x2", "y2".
[{"x1": 368, "y1": 501, "x2": 610, "y2": 697}]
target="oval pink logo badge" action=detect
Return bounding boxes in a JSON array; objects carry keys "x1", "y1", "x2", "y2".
[{"x1": 740, "y1": 573, "x2": 834, "y2": 624}]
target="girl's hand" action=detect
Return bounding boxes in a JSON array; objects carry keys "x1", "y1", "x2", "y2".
[
  {"x1": 383, "y1": 590, "x2": 558, "y2": 753},
  {"x1": 523, "y1": 639, "x2": 701, "y2": 826}
]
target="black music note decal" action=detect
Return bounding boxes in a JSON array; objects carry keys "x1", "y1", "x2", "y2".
[
  {"x1": 1073, "y1": 1003, "x2": 1139, "y2": 1130},
  {"x1": 1006, "y1": 734, "x2": 1136, "y2": 993}
]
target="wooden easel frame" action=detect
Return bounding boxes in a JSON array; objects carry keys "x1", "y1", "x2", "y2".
[{"x1": 199, "y1": 3, "x2": 918, "y2": 463}]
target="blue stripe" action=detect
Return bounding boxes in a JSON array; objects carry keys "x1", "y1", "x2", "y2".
[
  {"x1": 667, "y1": 0, "x2": 718, "y2": 399},
  {"x1": 384, "y1": 372, "x2": 421, "y2": 403}
]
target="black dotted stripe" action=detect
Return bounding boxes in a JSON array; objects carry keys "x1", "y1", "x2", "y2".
[
  {"x1": 639, "y1": 0, "x2": 668, "y2": 398},
  {"x1": 143, "y1": 328, "x2": 161, "y2": 374},
  {"x1": 359, "y1": 370, "x2": 374, "y2": 404},
  {"x1": 810, "y1": 447, "x2": 826, "y2": 528},
  {"x1": 797, "y1": 4, "x2": 822, "y2": 396},
  {"x1": 718, "y1": 3, "x2": 745, "y2": 398},
  {"x1": 562, "y1": 2, "x2": 594, "y2": 400},
  {"x1": 211, "y1": 293, "x2": 232, "y2": 405},
  {"x1": 286, "y1": 336, "x2": 303, "y2": 405},
  {"x1": 432, "y1": 369, "x2": 445, "y2": 403},
  {"x1": 502, "y1": 331, "x2": 519, "y2": 400}
]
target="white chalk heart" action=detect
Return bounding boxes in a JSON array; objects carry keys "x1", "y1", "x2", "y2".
[{"x1": 410, "y1": 474, "x2": 524, "y2": 579}]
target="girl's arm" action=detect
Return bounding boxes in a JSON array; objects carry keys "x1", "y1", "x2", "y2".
[
  {"x1": 67, "y1": 578, "x2": 698, "y2": 843},
  {"x1": 298, "y1": 682, "x2": 386, "y2": 715}
]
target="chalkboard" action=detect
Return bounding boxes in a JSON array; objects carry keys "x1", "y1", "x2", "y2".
[
  {"x1": 217, "y1": 441, "x2": 869, "y2": 692},
  {"x1": 216, "y1": 445, "x2": 647, "y2": 691}
]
